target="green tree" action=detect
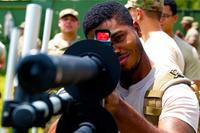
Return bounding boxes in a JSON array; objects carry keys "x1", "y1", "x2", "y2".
[{"x1": 176, "y1": 0, "x2": 200, "y2": 10}]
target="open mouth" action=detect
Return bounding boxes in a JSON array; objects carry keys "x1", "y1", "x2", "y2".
[{"x1": 118, "y1": 53, "x2": 129, "y2": 65}]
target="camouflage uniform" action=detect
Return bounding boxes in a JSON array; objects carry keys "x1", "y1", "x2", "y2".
[
  {"x1": 48, "y1": 8, "x2": 80, "y2": 55},
  {"x1": 125, "y1": 0, "x2": 164, "y2": 12},
  {"x1": 185, "y1": 21, "x2": 200, "y2": 55}
]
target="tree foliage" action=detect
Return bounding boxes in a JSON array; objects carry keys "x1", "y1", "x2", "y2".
[{"x1": 176, "y1": 0, "x2": 200, "y2": 10}]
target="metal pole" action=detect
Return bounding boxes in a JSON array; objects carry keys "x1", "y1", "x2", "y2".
[
  {"x1": 2, "y1": 28, "x2": 20, "y2": 133},
  {"x1": 21, "y1": 3, "x2": 42, "y2": 133},
  {"x1": 4, "y1": 28, "x2": 20, "y2": 101},
  {"x1": 22, "y1": 4, "x2": 41, "y2": 57},
  {"x1": 41, "y1": 8, "x2": 53, "y2": 53}
]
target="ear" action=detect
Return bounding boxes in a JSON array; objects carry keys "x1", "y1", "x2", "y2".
[
  {"x1": 58, "y1": 19, "x2": 61, "y2": 28},
  {"x1": 174, "y1": 15, "x2": 178, "y2": 23},
  {"x1": 136, "y1": 8, "x2": 143, "y2": 21}
]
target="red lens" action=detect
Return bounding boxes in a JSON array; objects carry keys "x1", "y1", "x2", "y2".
[{"x1": 96, "y1": 32, "x2": 110, "y2": 41}]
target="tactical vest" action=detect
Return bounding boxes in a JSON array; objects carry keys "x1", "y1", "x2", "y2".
[{"x1": 143, "y1": 69, "x2": 200, "y2": 132}]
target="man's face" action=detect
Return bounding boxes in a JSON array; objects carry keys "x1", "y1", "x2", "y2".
[
  {"x1": 181, "y1": 22, "x2": 190, "y2": 31},
  {"x1": 160, "y1": 5, "x2": 177, "y2": 33},
  {"x1": 87, "y1": 19, "x2": 142, "y2": 71},
  {"x1": 58, "y1": 15, "x2": 80, "y2": 34}
]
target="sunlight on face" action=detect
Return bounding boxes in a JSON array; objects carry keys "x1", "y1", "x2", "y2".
[
  {"x1": 160, "y1": 5, "x2": 177, "y2": 32},
  {"x1": 87, "y1": 19, "x2": 143, "y2": 71}
]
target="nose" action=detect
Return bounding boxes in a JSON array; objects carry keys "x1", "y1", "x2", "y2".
[
  {"x1": 160, "y1": 17, "x2": 164, "y2": 22},
  {"x1": 160, "y1": 17, "x2": 165, "y2": 25},
  {"x1": 113, "y1": 46, "x2": 121, "y2": 56}
]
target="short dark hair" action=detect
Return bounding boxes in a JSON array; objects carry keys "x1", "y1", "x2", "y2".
[
  {"x1": 83, "y1": 1, "x2": 133, "y2": 37},
  {"x1": 164, "y1": 0, "x2": 177, "y2": 15}
]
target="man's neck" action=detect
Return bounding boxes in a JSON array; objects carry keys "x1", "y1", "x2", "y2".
[
  {"x1": 61, "y1": 32, "x2": 77, "y2": 42},
  {"x1": 139, "y1": 20, "x2": 162, "y2": 42},
  {"x1": 165, "y1": 29, "x2": 174, "y2": 38},
  {"x1": 120, "y1": 52, "x2": 152, "y2": 89}
]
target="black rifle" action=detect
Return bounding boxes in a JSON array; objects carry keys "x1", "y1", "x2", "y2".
[{"x1": 2, "y1": 40, "x2": 120, "y2": 133}]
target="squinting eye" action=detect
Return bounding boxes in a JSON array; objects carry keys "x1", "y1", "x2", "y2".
[
  {"x1": 161, "y1": 14, "x2": 172, "y2": 18},
  {"x1": 112, "y1": 35, "x2": 125, "y2": 43}
]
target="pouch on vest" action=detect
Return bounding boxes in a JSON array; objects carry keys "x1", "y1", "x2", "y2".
[{"x1": 143, "y1": 69, "x2": 198, "y2": 126}]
